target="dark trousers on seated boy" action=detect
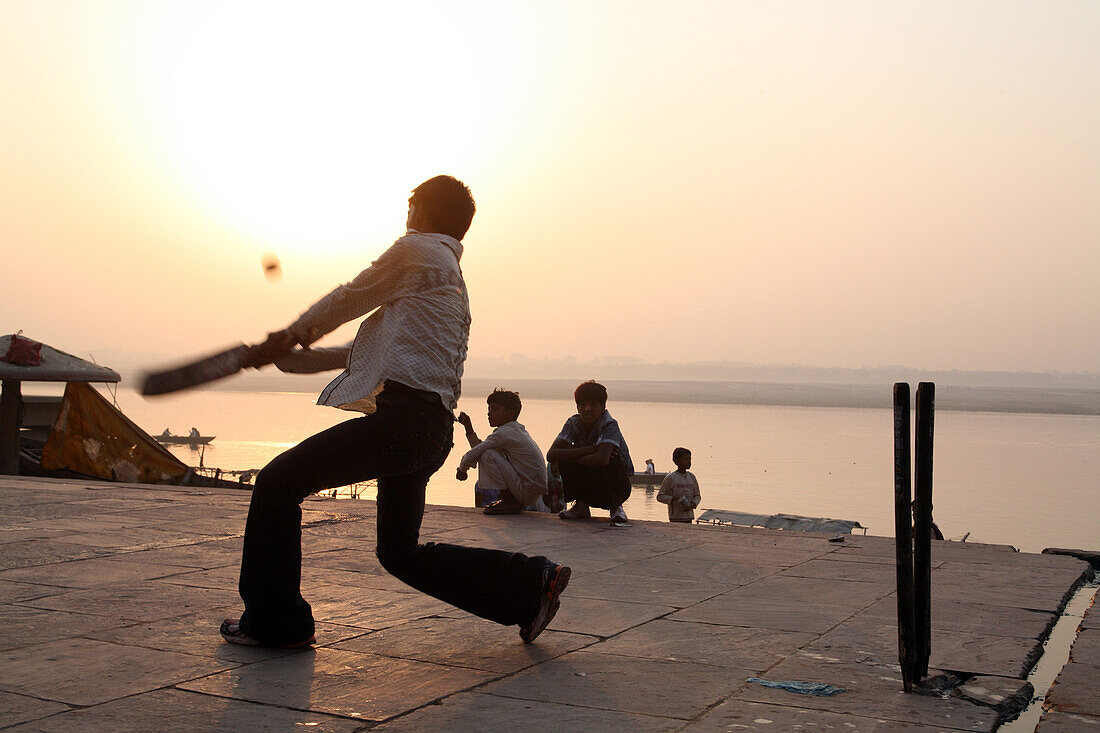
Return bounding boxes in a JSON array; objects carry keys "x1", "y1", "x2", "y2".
[{"x1": 558, "y1": 452, "x2": 631, "y2": 510}]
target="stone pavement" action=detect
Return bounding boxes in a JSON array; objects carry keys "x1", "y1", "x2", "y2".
[
  {"x1": 1037, "y1": 595, "x2": 1100, "y2": 732},
  {"x1": 0, "y1": 475, "x2": 1094, "y2": 731}
]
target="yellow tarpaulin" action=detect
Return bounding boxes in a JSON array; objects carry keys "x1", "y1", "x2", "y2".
[{"x1": 41, "y1": 382, "x2": 188, "y2": 483}]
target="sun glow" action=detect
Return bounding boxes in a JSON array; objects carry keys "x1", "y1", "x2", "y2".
[{"x1": 150, "y1": 3, "x2": 528, "y2": 254}]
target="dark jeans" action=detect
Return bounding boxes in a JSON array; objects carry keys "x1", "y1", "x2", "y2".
[
  {"x1": 559, "y1": 453, "x2": 631, "y2": 510},
  {"x1": 238, "y1": 382, "x2": 549, "y2": 645}
]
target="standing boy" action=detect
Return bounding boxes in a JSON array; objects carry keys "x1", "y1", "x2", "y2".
[
  {"x1": 547, "y1": 381, "x2": 633, "y2": 527},
  {"x1": 657, "y1": 447, "x2": 701, "y2": 523},
  {"x1": 457, "y1": 389, "x2": 548, "y2": 515},
  {"x1": 220, "y1": 175, "x2": 569, "y2": 648}
]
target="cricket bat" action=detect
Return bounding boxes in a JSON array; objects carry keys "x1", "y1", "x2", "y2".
[{"x1": 140, "y1": 344, "x2": 257, "y2": 396}]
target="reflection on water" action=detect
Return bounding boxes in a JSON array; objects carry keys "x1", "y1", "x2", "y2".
[{"x1": 28, "y1": 385, "x2": 1100, "y2": 554}]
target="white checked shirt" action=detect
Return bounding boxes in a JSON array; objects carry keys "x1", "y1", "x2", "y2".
[{"x1": 277, "y1": 230, "x2": 470, "y2": 413}]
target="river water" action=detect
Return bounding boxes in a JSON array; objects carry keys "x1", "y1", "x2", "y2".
[{"x1": 36, "y1": 385, "x2": 1099, "y2": 554}]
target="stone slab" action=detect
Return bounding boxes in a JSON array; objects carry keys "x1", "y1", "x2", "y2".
[
  {"x1": 829, "y1": 538, "x2": 1052, "y2": 567},
  {"x1": 21, "y1": 514, "x2": 153, "y2": 533},
  {"x1": 0, "y1": 637, "x2": 235, "y2": 706},
  {"x1": 303, "y1": 582, "x2": 456, "y2": 630},
  {"x1": 300, "y1": 534, "x2": 378, "y2": 554},
  {"x1": 19, "y1": 579, "x2": 237, "y2": 621},
  {"x1": 719, "y1": 574, "x2": 894, "y2": 608},
  {"x1": 546, "y1": 595, "x2": 675, "y2": 637},
  {"x1": 0, "y1": 539, "x2": 110, "y2": 569},
  {"x1": 422, "y1": 520, "x2": 580, "y2": 550},
  {"x1": 735, "y1": 654, "x2": 1000, "y2": 731},
  {"x1": 302, "y1": 565, "x2": 421, "y2": 594},
  {"x1": 0, "y1": 489, "x2": 95, "y2": 506},
  {"x1": 71, "y1": 496, "x2": 184, "y2": 512},
  {"x1": 690, "y1": 525, "x2": 846, "y2": 552},
  {"x1": 0, "y1": 556, "x2": 191, "y2": 589},
  {"x1": 933, "y1": 544, "x2": 1090, "y2": 569},
  {"x1": 1083, "y1": 606, "x2": 1098, "y2": 630},
  {"x1": 156, "y1": 564, "x2": 239, "y2": 590},
  {"x1": 0, "y1": 605, "x2": 131, "y2": 652},
  {"x1": 123, "y1": 503, "x2": 249, "y2": 522},
  {"x1": 291, "y1": 549, "x2": 381, "y2": 572},
  {"x1": 371, "y1": 691, "x2": 683, "y2": 732},
  {"x1": 780, "y1": 556, "x2": 935, "y2": 584},
  {"x1": 587, "y1": 618, "x2": 816, "y2": 672},
  {"x1": 613, "y1": 554, "x2": 786, "y2": 587},
  {"x1": 684, "y1": 698, "x2": 951, "y2": 731},
  {"x1": 116, "y1": 539, "x2": 243, "y2": 567},
  {"x1": 657, "y1": 539, "x2": 833, "y2": 567},
  {"x1": 301, "y1": 522, "x2": 375, "y2": 543},
  {"x1": 803, "y1": 619, "x2": 1043, "y2": 678},
  {"x1": 565, "y1": 568, "x2": 723, "y2": 607},
  {"x1": 1036, "y1": 710, "x2": 1100, "y2": 731},
  {"x1": 179, "y1": 647, "x2": 496, "y2": 722},
  {"x1": 1045, "y1": 661, "x2": 1100, "y2": 716},
  {"x1": 0, "y1": 501, "x2": 110, "y2": 521},
  {"x1": 1069, "y1": 626, "x2": 1100, "y2": 663},
  {"x1": 928, "y1": 562, "x2": 1088, "y2": 613},
  {"x1": 0, "y1": 579, "x2": 65, "y2": 603},
  {"x1": 671, "y1": 593, "x2": 859, "y2": 634},
  {"x1": 3, "y1": 688, "x2": 365, "y2": 732},
  {"x1": 479, "y1": 649, "x2": 754, "y2": 719},
  {"x1": 955, "y1": 676, "x2": 1033, "y2": 719},
  {"x1": 331, "y1": 616, "x2": 595, "y2": 673},
  {"x1": 857, "y1": 596, "x2": 1057, "y2": 640},
  {"x1": 58, "y1": 526, "x2": 213, "y2": 550},
  {"x1": 0, "y1": 691, "x2": 70, "y2": 729},
  {"x1": 1042, "y1": 547, "x2": 1100, "y2": 569},
  {"x1": 0, "y1": 526, "x2": 74, "y2": 544},
  {"x1": 530, "y1": 533, "x2": 703, "y2": 574},
  {"x1": 87, "y1": 608, "x2": 367, "y2": 663}
]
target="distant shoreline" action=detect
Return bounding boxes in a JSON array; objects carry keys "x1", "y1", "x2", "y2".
[
  {"x1": 113, "y1": 372, "x2": 1100, "y2": 416},
  {"x1": 463, "y1": 378, "x2": 1100, "y2": 416}
]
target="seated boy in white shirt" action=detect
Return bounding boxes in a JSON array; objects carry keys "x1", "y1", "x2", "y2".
[
  {"x1": 457, "y1": 389, "x2": 549, "y2": 515},
  {"x1": 657, "y1": 447, "x2": 701, "y2": 523}
]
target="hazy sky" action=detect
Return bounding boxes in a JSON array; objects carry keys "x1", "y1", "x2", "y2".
[{"x1": 3, "y1": 1, "x2": 1098, "y2": 373}]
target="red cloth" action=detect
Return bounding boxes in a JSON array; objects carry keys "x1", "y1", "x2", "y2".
[{"x1": 2, "y1": 334, "x2": 42, "y2": 366}]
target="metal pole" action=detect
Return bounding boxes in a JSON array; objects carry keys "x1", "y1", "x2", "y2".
[
  {"x1": 0, "y1": 379, "x2": 22, "y2": 475},
  {"x1": 914, "y1": 382, "x2": 935, "y2": 678},
  {"x1": 894, "y1": 382, "x2": 916, "y2": 691}
]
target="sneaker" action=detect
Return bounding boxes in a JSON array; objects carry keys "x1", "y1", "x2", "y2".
[
  {"x1": 559, "y1": 501, "x2": 591, "y2": 520},
  {"x1": 219, "y1": 618, "x2": 316, "y2": 648},
  {"x1": 484, "y1": 496, "x2": 523, "y2": 515},
  {"x1": 520, "y1": 562, "x2": 571, "y2": 643},
  {"x1": 609, "y1": 505, "x2": 630, "y2": 527}
]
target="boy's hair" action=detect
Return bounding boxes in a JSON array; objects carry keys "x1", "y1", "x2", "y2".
[
  {"x1": 672, "y1": 447, "x2": 691, "y2": 462},
  {"x1": 574, "y1": 380, "x2": 608, "y2": 405},
  {"x1": 487, "y1": 388, "x2": 522, "y2": 418},
  {"x1": 410, "y1": 175, "x2": 476, "y2": 240}
]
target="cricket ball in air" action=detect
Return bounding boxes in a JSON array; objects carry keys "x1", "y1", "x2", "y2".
[{"x1": 262, "y1": 253, "x2": 282, "y2": 282}]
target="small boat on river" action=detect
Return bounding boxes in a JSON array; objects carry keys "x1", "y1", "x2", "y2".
[{"x1": 155, "y1": 430, "x2": 214, "y2": 446}]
